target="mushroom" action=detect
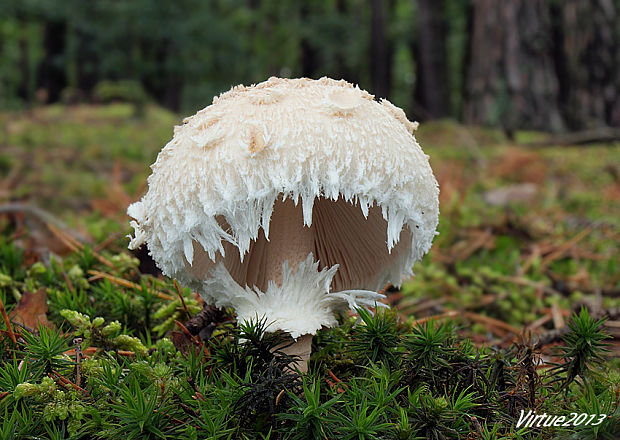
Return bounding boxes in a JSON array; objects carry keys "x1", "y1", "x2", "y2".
[{"x1": 128, "y1": 77, "x2": 439, "y2": 372}]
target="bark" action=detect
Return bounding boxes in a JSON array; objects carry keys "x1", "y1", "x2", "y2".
[
  {"x1": 37, "y1": 20, "x2": 67, "y2": 103},
  {"x1": 76, "y1": 30, "x2": 99, "y2": 96},
  {"x1": 415, "y1": 0, "x2": 450, "y2": 119},
  {"x1": 370, "y1": 0, "x2": 391, "y2": 98},
  {"x1": 17, "y1": 35, "x2": 30, "y2": 100},
  {"x1": 142, "y1": 38, "x2": 181, "y2": 111},
  {"x1": 300, "y1": 3, "x2": 318, "y2": 78},
  {"x1": 334, "y1": 0, "x2": 352, "y2": 81},
  {"x1": 464, "y1": 0, "x2": 563, "y2": 131},
  {"x1": 552, "y1": 0, "x2": 620, "y2": 129}
]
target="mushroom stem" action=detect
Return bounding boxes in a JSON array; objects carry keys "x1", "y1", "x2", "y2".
[
  {"x1": 263, "y1": 197, "x2": 315, "y2": 372},
  {"x1": 278, "y1": 333, "x2": 313, "y2": 374}
]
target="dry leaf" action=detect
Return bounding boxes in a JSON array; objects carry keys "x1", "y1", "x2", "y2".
[{"x1": 9, "y1": 288, "x2": 53, "y2": 330}]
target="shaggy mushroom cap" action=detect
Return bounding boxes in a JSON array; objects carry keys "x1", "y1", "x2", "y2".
[{"x1": 128, "y1": 77, "x2": 439, "y2": 338}]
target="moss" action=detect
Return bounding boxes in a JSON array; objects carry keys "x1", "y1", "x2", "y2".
[{"x1": 1, "y1": 106, "x2": 619, "y2": 438}]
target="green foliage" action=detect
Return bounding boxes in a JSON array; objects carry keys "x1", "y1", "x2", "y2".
[
  {"x1": 332, "y1": 396, "x2": 393, "y2": 440},
  {"x1": 405, "y1": 319, "x2": 455, "y2": 371},
  {"x1": 211, "y1": 317, "x2": 298, "y2": 378},
  {"x1": 0, "y1": 238, "x2": 25, "y2": 280},
  {"x1": 0, "y1": 356, "x2": 31, "y2": 393},
  {"x1": 0, "y1": 406, "x2": 36, "y2": 440},
  {"x1": 0, "y1": 252, "x2": 618, "y2": 439},
  {"x1": 406, "y1": 388, "x2": 458, "y2": 440},
  {"x1": 152, "y1": 286, "x2": 202, "y2": 336},
  {"x1": 13, "y1": 376, "x2": 87, "y2": 435},
  {"x1": 1, "y1": 111, "x2": 619, "y2": 438},
  {"x1": 61, "y1": 309, "x2": 148, "y2": 355},
  {"x1": 93, "y1": 80, "x2": 148, "y2": 106},
  {"x1": 20, "y1": 324, "x2": 72, "y2": 376},
  {"x1": 279, "y1": 378, "x2": 340, "y2": 439},
  {"x1": 554, "y1": 307, "x2": 611, "y2": 388},
  {"x1": 2, "y1": 236, "x2": 616, "y2": 439},
  {"x1": 349, "y1": 307, "x2": 401, "y2": 368},
  {"x1": 109, "y1": 380, "x2": 178, "y2": 440},
  {"x1": 567, "y1": 383, "x2": 620, "y2": 439},
  {"x1": 0, "y1": 0, "x2": 477, "y2": 118}
]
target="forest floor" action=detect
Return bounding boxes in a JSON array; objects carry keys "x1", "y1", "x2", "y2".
[{"x1": 0, "y1": 104, "x2": 619, "y2": 439}]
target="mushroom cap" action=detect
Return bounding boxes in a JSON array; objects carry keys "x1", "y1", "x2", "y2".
[{"x1": 128, "y1": 77, "x2": 439, "y2": 337}]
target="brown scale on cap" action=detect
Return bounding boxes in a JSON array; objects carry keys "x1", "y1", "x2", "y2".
[{"x1": 248, "y1": 127, "x2": 267, "y2": 153}]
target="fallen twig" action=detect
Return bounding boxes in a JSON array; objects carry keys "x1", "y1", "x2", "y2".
[
  {"x1": 47, "y1": 223, "x2": 114, "y2": 268},
  {"x1": 117, "y1": 350, "x2": 136, "y2": 357},
  {"x1": 519, "y1": 244, "x2": 541, "y2": 275},
  {"x1": 175, "y1": 320, "x2": 209, "y2": 357},
  {"x1": 0, "y1": 294, "x2": 16, "y2": 344},
  {"x1": 462, "y1": 311, "x2": 522, "y2": 335},
  {"x1": 0, "y1": 203, "x2": 90, "y2": 243},
  {"x1": 62, "y1": 271, "x2": 75, "y2": 293},
  {"x1": 88, "y1": 270, "x2": 175, "y2": 301},
  {"x1": 541, "y1": 227, "x2": 593, "y2": 268},
  {"x1": 177, "y1": 401, "x2": 200, "y2": 417},
  {"x1": 51, "y1": 370, "x2": 89, "y2": 395},
  {"x1": 495, "y1": 274, "x2": 561, "y2": 296},
  {"x1": 406, "y1": 298, "x2": 446, "y2": 315},
  {"x1": 64, "y1": 346, "x2": 98, "y2": 358},
  {"x1": 187, "y1": 376, "x2": 206, "y2": 402},
  {"x1": 526, "y1": 314, "x2": 552, "y2": 332},
  {"x1": 326, "y1": 379, "x2": 345, "y2": 393},
  {"x1": 174, "y1": 280, "x2": 192, "y2": 321},
  {"x1": 94, "y1": 232, "x2": 125, "y2": 252},
  {"x1": 328, "y1": 370, "x2": 349, "y2": 390},
  {"x1": 551, "y1": 301, "x2": 565, "y2": 329},
  {"x1": 533, "y1": 327, "x2": 570, "y2": 348},
  {"x1": 411, "y1": 310, "x2": 460, "y2": 326},
  {"x1": 153, "y1": 409, "x2": 192, "y2": 427},
  {"x1": 73, "y1": 338, "x2": 83, "y2": 387},
  {"x1": 46, "y1": 222, "x2": 80, "y2": 253},
  {"x1": 275, "y1": 389, "x2": 286, "y2": 406}
]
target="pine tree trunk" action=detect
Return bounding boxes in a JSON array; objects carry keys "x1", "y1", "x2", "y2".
[
  {"x1": 415, "y1": 0, "x2": 450, "y2": 119},
  {"x1": 552, "y1": 0, "x2": 620, "y2": 129},
  {"x1": 463, "y1": 0, "x2": 563, "y2": 132},
  {"x1": 37, "y1": 20, "x2": 67, "y2": 103},
  {"x1": 370, "y1": 0, "x2": 391, "y2": 98},
  {"x1": 300, "y1": 3, "x2": 318, "y2": 78}
]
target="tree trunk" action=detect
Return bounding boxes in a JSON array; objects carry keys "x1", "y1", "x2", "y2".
[
  {"x1": 463, "y1": 0, "x2": 563, "y2": 132},
  {"x1": 415, "y1": 0, "x2": 450, "y2": 119},
  {"x1": 552, "y1": 0, "x2": 620, "y2": 129},
  {"x1": 334, "y1": 0, "x2": 352, "y2": 82},
  {"x1": 37, "y1": 20, "x2": 67, "y2": 103},
  {"x1": 370, "y1": 0, "x2": 391, "y2": 98},
  {"x1": 17, "y1": 34, "x2": 30, "y2": 101},
  {"x1": 300, "y1": 3, "x2": 318, "y2": 78}
]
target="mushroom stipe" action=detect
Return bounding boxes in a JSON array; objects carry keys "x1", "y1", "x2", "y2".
[{"x1": 128, "y1": 77, "x2": 439, "y2": 372}]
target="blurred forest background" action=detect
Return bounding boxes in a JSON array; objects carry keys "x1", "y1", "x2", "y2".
[
  {"x1": 1, "y1": 0, "x2": 619, "y2": 132},
  {"x1": 1, "y1": 2, "x2": 620, "y2": 437}
]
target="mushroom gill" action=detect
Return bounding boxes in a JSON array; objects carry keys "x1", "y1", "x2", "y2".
[{"x1": 184, "y1": 194, "x2": 412, "y2": 294}]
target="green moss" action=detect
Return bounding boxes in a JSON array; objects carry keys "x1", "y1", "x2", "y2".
[{"x1": 1, "y1": 105, "x2": 619, "y2": 438}]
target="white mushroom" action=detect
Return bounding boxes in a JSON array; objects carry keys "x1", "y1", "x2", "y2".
[{"x1": 128, "y1": 77, "x2": 439, "y2": 372}]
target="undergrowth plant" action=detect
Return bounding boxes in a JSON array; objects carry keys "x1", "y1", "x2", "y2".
[
  {"x1": 554, "y1": 307, "x2": 611, "y2": 388},
  {"x1": 20, "y1": 324, "x2": 72, "y2": 376},
  {"x1": 0, "y1": 237, "x2": 618, "y2": 439}
]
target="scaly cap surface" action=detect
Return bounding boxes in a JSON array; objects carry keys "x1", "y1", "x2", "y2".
[{"x1": 128, "y1": 77, "x2": 439, "y2": 336}]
